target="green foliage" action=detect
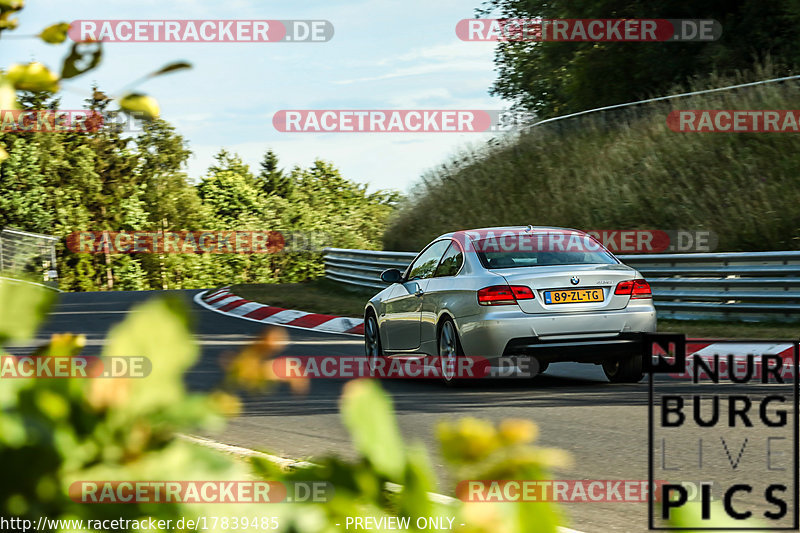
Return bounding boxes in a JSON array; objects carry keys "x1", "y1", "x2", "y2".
[
  {"x1": 1, "y1": 88, "x2": 397, "y2": 290},
  {"x1": 0, "y1": 1, "x2": 193, "y2": 161},
  {"x1": 6, "y1": 61, "x2": 59, "y2": 92},
  {"x1": 0, "y1": 136, "x2": 54, "y2": 232},
  {"x1": 1, "y1": 283, "x2": 567, "y2": 532},
  {"x1": 483, "y1": 0, "x2": 800, "y2": 116},
  {"x1": 197, "y1": 150, "x2": 265, "y2": 226},
  {"x1": 0, "y1": 3, "x2": 399, "y2": 290},
  {"x1": 117, "y1": 93, "x2": 159, "y2": 120},
  {"x1": 258, "y1": 149, "x2": 294, "y2": 198},
  {"x1": 0, "y1": 287, "x2": 247, "y2": 527},
  {"x1": 146, "y1": 61, "x2": 192, "y2": 78},
  {"x1": 384, "y1": 68, "x2": 800, "y2": 252},
  {"x1": 0, "y1": 280, "x2": 55, "y2": 344},
  {"x1": 38, "y1": 22, "x2": 70, "y2": 44},
  {"x1": 341, "y1": 380, "x2": 406, "y2": 480}
]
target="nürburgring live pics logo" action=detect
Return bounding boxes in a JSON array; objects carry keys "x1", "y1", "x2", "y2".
[{"x1": 645, "y1": 334, "x2": 799, "y2": 530}]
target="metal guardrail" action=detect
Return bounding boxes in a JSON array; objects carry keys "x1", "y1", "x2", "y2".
[
  {"x1": 324, "y1": 248, "x2": 418, "y2": 290},
  {"x1": 323, "y1": 248, "x2": 800, "y2": 322},
  {"x1": 0, "y1": 227, "x2": 59, "y2": 288}
]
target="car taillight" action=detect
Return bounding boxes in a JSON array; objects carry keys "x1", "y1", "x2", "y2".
[
  {"x1": 614, "y1": 279, "x2": 652, "y2": 298},
  {"x1": 614, "y1": 280, "x2": 633, "y2": 295},
  {"x1": 510, "y1": 285, "x2": 534, "y2": 300},
  {"x1": 478, "y1": 285, "x2": 534, "y2": 306}
]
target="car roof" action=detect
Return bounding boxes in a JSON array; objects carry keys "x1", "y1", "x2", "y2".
[{"x1": 434, "y1": 226, "x2": 586, "y2": 242}]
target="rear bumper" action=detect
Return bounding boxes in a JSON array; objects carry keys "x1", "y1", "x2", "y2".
[
  {"x1": 502, "y1": 333, "x2": 645, "y2": 364},
  {"x1": 454, "y1": 305, "x2": 656, "y2": 360}
]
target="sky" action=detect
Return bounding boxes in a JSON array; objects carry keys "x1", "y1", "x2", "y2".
[{"x1": 5, "y1": 0, "x2": 509, "y2": 194}]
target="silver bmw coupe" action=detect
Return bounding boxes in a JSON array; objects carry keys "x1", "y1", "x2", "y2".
[{"x1": 364, "y1": 226, "x2": 657, "y2": 383}]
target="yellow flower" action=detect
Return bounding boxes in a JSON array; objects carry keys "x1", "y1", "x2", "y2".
[
  {"x1": 498, "y1": 418, "x2": 538, "y2": 445},
  {"x1": 439, "y1": 417, "x2": 501, "y2": 463},
  {"x1": 209, "y1": 391, "x2": 242, "y2": 417}
]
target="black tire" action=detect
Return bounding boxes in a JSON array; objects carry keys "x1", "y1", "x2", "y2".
[
  {"x1": 438, "y1": 318, "x2": 465, "y2": 386},
  {"x1": 535, "y1": 360, "x2": 549, "y2": 376},
  {"x1": 364, "y1": 311, "x2": 385, "y2": 377},
  {"x1": 602, "y1": 355, "x2": 644, "y2": 383}
]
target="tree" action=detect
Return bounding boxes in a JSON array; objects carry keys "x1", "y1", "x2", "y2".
[
  {"x1": 0, "y1": 137, "x2": 52, "y2": 232},
  {"x1": 197, "y1": 150, "x2": 264, "y2": 226},
  {"x1": 483, "y1": 0, "x2": 800, "y2": 117},
  {"x1": 257, "y1": 149, "x2": 294, "y2": 198},
  {"x1": 133, "y1": 119, "x2": 208, "y2": 289}
]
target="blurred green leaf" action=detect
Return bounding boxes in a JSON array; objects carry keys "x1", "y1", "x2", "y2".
[
  {"x1": 0, "y1": 416, "x2": 26, "y2": 447},
  {"x1": 516, "y1": 494, "x2": 560, "y2": 533},
  {"x1": 35, "y1": 390, "x2": 69, "y2": 421},
  {"x1": 61, "y1": 41, "x2": 102, "y2": 80},
  {"x1": 341, "y1": 379, "x2": 405, "y2": 480},
  {"x1": 33, "y1": 333, "x2": 85, "y2": 357},
  {"x1": 0, "y1": 0, "x2": 23, "y2": 12},
  {"x1": 5, "y1": 62, "x2": 59, "y2": 92},
  {"x1": 38, "y1": 22, "x2": 70, "y2": 44},
  {"x1": 97, "y1": 296, "x2": 194, "y2": 414},
  {"x1": 118, "y1": 92, "x2": 160, "y2": 120},
  {"x1": 0, "y1": 16, "x2": 19, "y2": 30},
  {"x1": 0, "y1": 280, "x2": 55, "y2": 346},
  {"x1": 396, "y1": 442, "x2": 437, "y2": 527},
  {"x1": 148, "y1": 61, "x2": 192, "y2": 78},
  {"x1": 0, "y1": 77, "x2": 18, "y2": 110}
]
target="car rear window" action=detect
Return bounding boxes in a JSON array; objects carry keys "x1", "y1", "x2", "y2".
[{"x1": 473, "y1": 233, "x2": 618, "y2": 269}]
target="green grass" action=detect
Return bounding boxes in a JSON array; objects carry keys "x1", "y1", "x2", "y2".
[
  {"x1": 383, "y1": 67, "x2": 800, "y2": 253},
  {"x1": 230, "y1": 279, "x2": 375, "y2": 318},
  {"x1": 0, "y1": 271, "x2": 59, "y2": 291},
  {"x1": 229, "y1": 279, "x2": 798, "y2": 339}
]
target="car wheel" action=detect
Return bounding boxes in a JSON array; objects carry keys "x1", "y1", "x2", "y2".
[
  {"x1": 364, "y1": 312, "x2": 384, "y2": 377},
  {"x1": 602, "y1": 355, "x2": 643, "y2": 383},
  {"x1": 535, "y1": 360, "x2": 549, "y2": 376},
  {"x1": 438, "y1": 318, "x2": 464, "y2": 385}
]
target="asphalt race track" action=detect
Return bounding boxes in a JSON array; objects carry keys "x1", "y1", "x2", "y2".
[{"x1": 7, "y1": 289, "x2": 797, "y2": 533}]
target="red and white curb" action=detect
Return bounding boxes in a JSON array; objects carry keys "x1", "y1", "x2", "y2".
[
  {"x1": 194, "y1": 287, "x2": 364, "y2": 336},
  {"x1": 194, "y1": 288, "x2": 796, "y2": 379}
]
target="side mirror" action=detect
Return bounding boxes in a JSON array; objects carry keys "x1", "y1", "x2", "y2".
[{"x1": 380, "y1": 268, "x2": 403, "y2": 284}]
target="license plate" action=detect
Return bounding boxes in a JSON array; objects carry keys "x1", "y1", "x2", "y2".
[{"x1": 544, "y1": 288, "x2": 604, "y2": 304}]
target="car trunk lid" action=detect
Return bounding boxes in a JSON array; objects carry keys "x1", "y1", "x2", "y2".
[{"x1": 497, "y1": 263, "x2": 639, "y2": 314}]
